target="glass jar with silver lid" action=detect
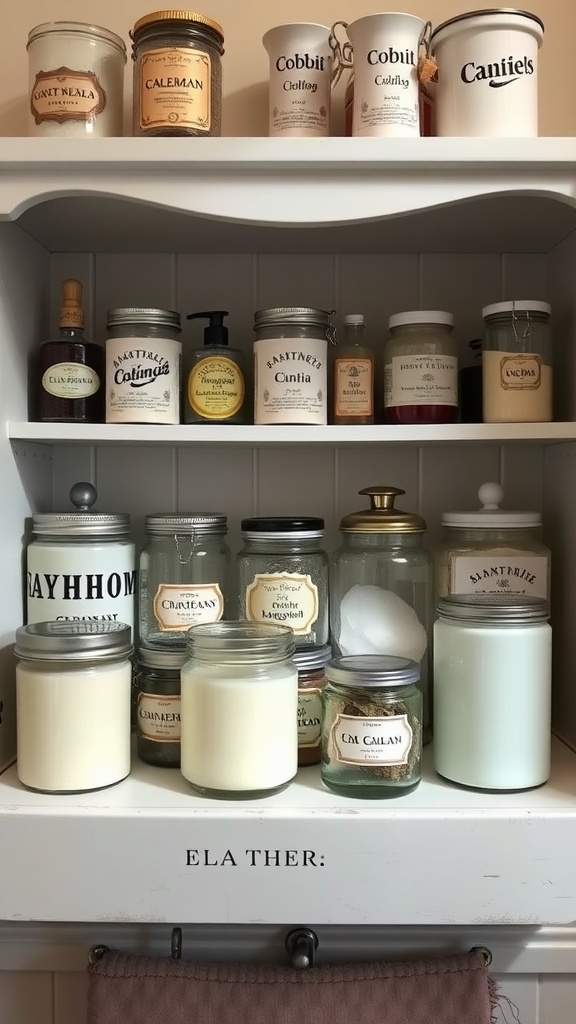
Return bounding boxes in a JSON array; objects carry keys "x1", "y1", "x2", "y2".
[
  {"x1": 26, "y1": 482, "x2": 136, "y2": 633},
  {"x1": 105, "y1": 307, "x2": 182, "y2": 424},
  {"x1": 139, "y1": 514, "x2": 230, "y2": 648},
  {"x1": 15, "y1": 621, "x2": 133, "y2": 793},
  {"x1": 253, "y1": 307, "x2": 335, "y2": 425},
  {"x1": 136, "y1": 646, "x2": 186, "y2": 767}
]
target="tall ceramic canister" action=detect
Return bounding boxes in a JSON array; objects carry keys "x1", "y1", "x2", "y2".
[
  {"x1": 330, "y1": 486, "x2": 434, "y2": 738},
  {"x1": 26, "y1": 483, "x2": 136, "y2": 635},
  {"x1": 262, "y1": 23, "x2": 333, "y2": 137},
  {"x1": 430, "y1": 9, "x2": 544, "y2": 137},
  {"x1": 341, "y1": 13, "x2": 426, "y2": 137}
]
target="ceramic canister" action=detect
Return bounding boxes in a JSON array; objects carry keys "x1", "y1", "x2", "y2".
[
  {"x1": 430, "y1": 9, "x2": 544, "y2": 137},
  {"x1": 262, "y1": 23, "x2": 333, "y2": 137}
]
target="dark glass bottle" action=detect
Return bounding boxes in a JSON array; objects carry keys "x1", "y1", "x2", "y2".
[
  {"x1": 459, "y1": 339, "x2": 483, "y2": 423},
  {"x1": 37, "y1": 279, "x2": 104, "y2": 422}
]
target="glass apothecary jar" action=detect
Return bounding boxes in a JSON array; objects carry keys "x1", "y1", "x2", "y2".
[
  {"x1": 330, "y1": 487, "x2": 433, "y2": 738},
  {"x1": 15, "y1": 621, "x2": 133, "y2": 793},
  {"x1": 139, "y1": 514, "x2": 230, "y2": 647},
  {"x1": 321, "y1": 655, "x2": 422, "y2": 798},
  {"x1": 237, "y1": 517, "x2": 328, "y2": 646},
  {"x1": 294, "y1": 643, "x2": 331, "y2": 767},
  {"x1": 137, "y1": 647, "x2": 186, "y2": 768},
  {"x1": 482, "y1": 300, "x2": 552, "y2": 423},
  {"x1": 433, "y1": 482, "x2": 550, "y2": 601},
  {"x1": 384, "y1": 310, "x2": 458, "y2": 424},
  {"x1": 181, "y1": 621, "x2": 297, "y2": 798}
]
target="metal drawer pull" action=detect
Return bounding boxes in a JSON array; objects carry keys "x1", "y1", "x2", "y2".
[{"x1": 285, "y1": 928, "x2": 319, "y2": 969}]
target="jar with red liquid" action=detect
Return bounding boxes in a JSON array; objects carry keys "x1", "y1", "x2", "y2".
[{"x1": 384, "y1": 311, "x2": 458, "y2": 425}]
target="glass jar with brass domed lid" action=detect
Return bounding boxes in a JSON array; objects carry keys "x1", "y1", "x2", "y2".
[{"x1": 330, "y1": 486, "x2": 433, "y2": 739}]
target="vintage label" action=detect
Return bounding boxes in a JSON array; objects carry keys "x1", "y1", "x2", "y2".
[
  {"x1": 139, "y1": 47, "x2": 211, "y2": 132},
  {"x1": 106, "y1": 335, "x2": 181, "y2": 424},
  {"x1": 298, "y1": 688, "x2": 323, "y2": 748},
  {"x1": 385, "y1": 354, "x2": 458, "y2": 407},
  {"x1": 334, "y1": 358, "x2": 373, "y2": 416},
  {"x1": 332, "y1": 713, "x2": 413, "y2": 766},
  {"x1": 188, "y1": 357, "x2": 244, "y2": 419},
  {"x1": 499, "y1": 354, "x2": 542, "y2": 390},
  {"x1": 26, "y1": 546, "x2": 136, "y2": 629},
  {"x1": 254, "y1": 337, "x2": 327, "y2": 424},
  {"x1": 30, "y1": 67, "x2": 105, "y2": 124},
  {"x1": 41, "y1": 362, "x2": 100, "y2": 400},
  {"x1": 153, "y1": 584, "x2": 224, "y2": 631},
  {"x1": 449, "y1": 554, "x2": 548, "y2": 597},
  {"x1": 268, "y1": 52, "x2": 330, "y2": 137},
  {"x1": 355, "y1": 47, "x2": 419, "y2": 135},
  {"x1": 245, "y1": 572, "x2": 319, "y2": 635},
  {"x1": 138, "y1": 693, "x2": 181, "y2": 742}
]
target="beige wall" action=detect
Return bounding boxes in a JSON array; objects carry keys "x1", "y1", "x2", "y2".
[{"x1": 1, "y1": 0, "x2": 574, "y2": 136}]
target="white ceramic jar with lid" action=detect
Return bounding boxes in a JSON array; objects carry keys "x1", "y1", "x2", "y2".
[
  {"x1": 433, "y1": 481, "x2": 550, "y2": 600},
  {"x1": 15, "y1": 621, "x2": 133, "y2": 793},
  {"x1": 26, "y1": 482, "x2": 136, "y2": 633},
  {"x1": 27, "y1": 21, "x2": 126, "y2": 137},
  {"x1": 433, "y1": 594, "x2": 552, "y2": 790},
  {"x1": 482, "y1": 299, "x2": 552, "y2": 422},
  {"x1": 384, "y1": 310, "x2": 458, "y2": 424}
]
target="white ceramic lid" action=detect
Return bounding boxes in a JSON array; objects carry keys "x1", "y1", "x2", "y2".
[
  {"x1": 389, "y1": 310, "x2": 454, "y2": 329},
  {"x1": 441, "y1": 482, "x2": 542, "y2": 529},
  {"x1": 482, "y1": 300, "x2": 551, "y2": 319}
]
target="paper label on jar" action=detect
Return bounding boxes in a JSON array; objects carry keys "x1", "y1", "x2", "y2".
[
  {"x1": 298, "y1": 688, "x2": 323, "y2": 747},
  {"x1": 26, "y1": 544, "x2": 136, "y2": 629},
  {"x1": 449, "y1": 554, "x2": 548, "y2": 597},
  {"x1": 499, "y1": 353, "x2": 542, "y2": 390},
  {"x1": 332, "y1": 714, "x2": 413, "y2": 766},
  {"x1": 268, "y1": 63, "x2": 330, "y2": 138},
  {"x1": 153, "y1": 584, "x2": 224, "y2": 631},
  {"x1": 139, "y1": 47, "x2": 211, "y2": 133},
  {"x1": 106, "y1": 335, "x2": 181, "y2": 424},
  {"x1": 30, "y1": 67, "x2": 105, "y2": 124},
  {"x1": 188, "y1": 356, "x2": 245, "y2": 419},
  {"x1": 138, "y1": 693, "x2": 181, "y2": 742},
  {"x1": 42, "y1": 362, "x2": 100, "y2": 400},
  {"x1": 334, "y1": 358, "x2": 373, "y2": 416},
  {"x1": 385, "y1": 354, "x2": 458, "y2": 407},
  {"x1": 245, "y1": 572, "x2": 319, "y2": 635},
  {"x1": 254, "y1": 337, "x2": 327, "y2": 425}
]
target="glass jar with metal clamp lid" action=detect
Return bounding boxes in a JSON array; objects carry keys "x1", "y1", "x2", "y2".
[
  {"x1": 138, "y1": 514, "x2": 230, "y2": 648},
  {"x1": 482, "y1": 300, "x2": 552, "y2": 423}
]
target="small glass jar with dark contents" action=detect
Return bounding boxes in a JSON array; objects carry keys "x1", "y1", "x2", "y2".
[
  {"x1": 136, "y1": 647, "x2": 185, "y2": 767},
  {"x1": 294, "y1": 644, "x2": 331, "y2": 766}
]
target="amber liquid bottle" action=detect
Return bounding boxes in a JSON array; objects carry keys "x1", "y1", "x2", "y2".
[
  {"x1": 37, "y1": 279, "x2": 104, "y2": 422},
  {"x1": 332, "y1": 314, "x2": 375, "y2": 424}
]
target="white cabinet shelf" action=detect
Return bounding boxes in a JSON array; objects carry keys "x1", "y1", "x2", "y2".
[{"x1": 1, "y1": 738, "x2": 575, "y2": 926}]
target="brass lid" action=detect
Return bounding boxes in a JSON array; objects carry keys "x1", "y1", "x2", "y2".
[
  {"x1": 133, "y1": 10, "x2": 224, "y2": 39},
  {"x1": 339, "y1": 486, "x2": 426, "y2": 534}
]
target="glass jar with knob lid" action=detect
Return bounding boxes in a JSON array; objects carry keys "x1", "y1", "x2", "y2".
[
  {"x1": 433, "y1": 482, "x2": 550, "y2": 601},
  {"x1": 330, "y1": 486, "x2": 433, "y2": 739}
]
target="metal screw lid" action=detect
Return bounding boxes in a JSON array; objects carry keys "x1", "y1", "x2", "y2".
[
  {"x1": 106, "y1": 308, "x2": 182, "y2": 332},
  {"x1": 32, "y1": 483, "x2": 131, "y2": 538},
  {"x1": 436, "y1": 593, "x2": 549, "y2": 624},
  {"x1": 138, "y1": 646, "x2": 188, "y2": 670},
  {"x1": 15, "y1": 621, "x2": 133, "y2": 661},
  {"x1": 339, "y1": 487, "x2": 426, "y2": 534},
  {"x1": 326, "y1": 654, "x2": 421, "y2": 688},
  {"x1": 132, "y1": 10, "x2": 224, "y2": 41},
  {"x1": 241, "y1": 516, "x2": 324, "y2": 533},
  {"x1": 145, "y1": 514, "x2": 227, "y2": 535},
  {"x1": 293, "y1": 644, "x2": 332, "y2": 672}
]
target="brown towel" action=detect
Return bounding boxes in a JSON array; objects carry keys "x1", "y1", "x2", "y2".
[{"x1": 87, "y1": 948, "x2": 497, "y2": 1024}]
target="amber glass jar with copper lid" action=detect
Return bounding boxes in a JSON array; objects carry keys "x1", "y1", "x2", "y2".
[{"x1": 131, "y1": 10, "x2": 224, "y2": 136}]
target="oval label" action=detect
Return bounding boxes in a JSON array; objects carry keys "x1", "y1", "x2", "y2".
[{"x1": 41, "y1": 362, "x2": 100, "y2": 399}]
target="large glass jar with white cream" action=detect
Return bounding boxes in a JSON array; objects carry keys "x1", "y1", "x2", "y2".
[
  {"x1": 181, "y1": 621, "x2": 297, "y2": 798},
  {"x1": 433, "y1": 482, "x2": 550, "y2": 601},
  {"x1": 15, "y1": 621, "x2": 133, "y2": 793}
]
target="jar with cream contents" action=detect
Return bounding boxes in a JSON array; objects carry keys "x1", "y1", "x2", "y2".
[
  {"x1": 181, "y1": 622, "x2": 297, "y2": 797},
  {"x1": 15, "y1": 621, "x2": 133, "y2": 793},
  {"x1": 482, "y1": 300, "x2": 552, "y2": 422}
]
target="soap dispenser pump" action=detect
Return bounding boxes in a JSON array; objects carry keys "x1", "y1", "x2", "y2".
[{"x1": 185, "y1": 310, "x2": 246, "y2": 424}]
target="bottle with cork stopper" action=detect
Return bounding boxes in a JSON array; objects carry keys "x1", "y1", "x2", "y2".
[{"x1": 37, "y1": 278, "x2": 104, "y2": 422}]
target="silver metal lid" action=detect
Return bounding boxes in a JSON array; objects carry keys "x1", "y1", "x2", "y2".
[
  {"x1": 106, "y1": 308, "x2": 182, "y2": 332},
  {"x1": 15, "y1": 621, "x2": 133, "y2": 661},
  {"x1": 32, "y1": 483, "x2": 131, "y2": 538},
  {"x1": 326, "y1": 655, "x2": 421, "y2": 688},
  {"x1": 253, "y1": 307, "x2": 336, "y2": 343},
  {"x1": 293, "y1": 644, "x2": 332, "y2": 672},
  {"x1": 145, "y1": 514, "x2": 227, "y2": 535},
  {"x1": 431, "y1": 9, "x2": 544, "y2": 43},
  {"x1": 436, "y1": 594, "x2": 549, "y2": 624},
  {"x1": 138, "y1": 647, "x2": 188, "y2": 670}
]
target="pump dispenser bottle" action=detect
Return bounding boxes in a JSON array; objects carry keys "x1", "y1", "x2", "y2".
[{"x1": 185, "y1": 310, "x2": 246, "y2": 423}]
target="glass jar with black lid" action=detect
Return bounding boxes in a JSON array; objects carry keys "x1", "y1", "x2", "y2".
[{"x1": 237, "y1": 517, "x2": 329, "y2": 646}]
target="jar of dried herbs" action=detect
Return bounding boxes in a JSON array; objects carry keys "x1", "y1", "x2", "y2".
[{"x1": 321, "y1": 654, "x2": 422, "y2": 798}]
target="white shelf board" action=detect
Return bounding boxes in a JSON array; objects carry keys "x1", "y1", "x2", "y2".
[
  {"x1": 9, "y1": 421, "x2": 576, "y2": 446},
  {"x1": 1, "y1": 739, "x2": 576, "y2": 926}
]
